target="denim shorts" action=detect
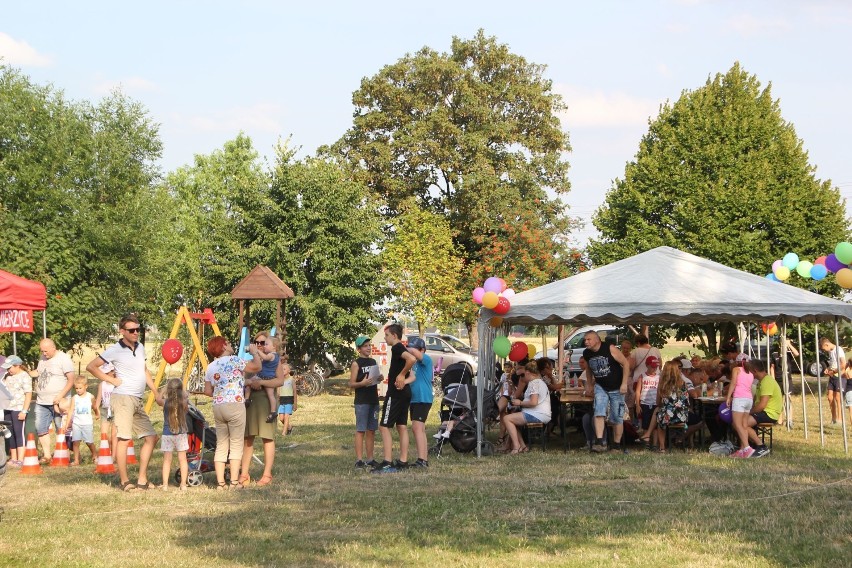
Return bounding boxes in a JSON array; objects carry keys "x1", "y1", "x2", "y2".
[
  {"x1": 593, "y1": 384, "x2": 625, "y2": 425},
  {"x1": 355, "y1": 403, "x2": 379, "y2": 432},
  {"x1": 71, "y1": 422, "x2": 94, "y2": 444},
  {"x1": 34, "y1": 403, "x2": 64, "y2": 436},
  {"x1": 522, "y1": 412, "x2": 544, "y2": 424}
]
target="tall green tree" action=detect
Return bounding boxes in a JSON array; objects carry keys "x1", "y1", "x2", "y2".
[
  {"x1": 0, "y1": 66, "x2": 163, "y2": 358},
  {"x1": 325, "y1": 30, "x2": 580, "y2": 340},
  {"x1": 383, "y1": 199, "x2": 465, "y2": 335},
  {"x1": 237, "y1": 148, "x2": 386, "y2": 370},
  {"x1": 588, "y1": 62, "x2": 849, "y2": 353}
]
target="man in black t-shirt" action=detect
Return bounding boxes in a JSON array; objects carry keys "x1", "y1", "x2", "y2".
[
  {"x1": 373, "y1": 323, "x2": 415, "y2": 473},
  {"x1": 582, "y1": 330, "x2": 631, "y2": 453},
  {"x1": 349, "y1": 335, "x2": 381, "y2": 469}
]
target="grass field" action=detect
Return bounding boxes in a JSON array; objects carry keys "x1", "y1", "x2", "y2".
[{"x1": 2, "y1": 366, "x2": 851, "y2": 568}]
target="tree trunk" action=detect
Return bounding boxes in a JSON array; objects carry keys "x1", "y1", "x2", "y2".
[
  {"x1": 701, "y1": 323, "x2": 718, "y2": 356},
  {"x1": 467, "y1": 321, "x2": 478, "y2": 350}
]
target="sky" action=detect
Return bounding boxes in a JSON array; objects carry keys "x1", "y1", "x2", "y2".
[{"x1": 3, "y1": 0, "x2": 852, "y2": 246}]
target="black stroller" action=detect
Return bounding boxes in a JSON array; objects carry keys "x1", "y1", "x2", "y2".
[
  {"x1": 174, "y1": 403, "x2": 219, "y2": 486},
  {"x1": 431, "y1": 364, "x2": 499, "y2": 456}
]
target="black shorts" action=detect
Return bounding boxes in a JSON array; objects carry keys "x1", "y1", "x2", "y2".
[
  {"x1": 827, "y1": 376, "x2": 840, "y2": 392},
  {"x1": 278, "y1": 396, "x2": 295, "y2": 406},
  {"x1": 380, "y1": 393, "x2": 411, "y2": 427},
  {"x1": 409, "y1": 402, "x2": 432, "y2": 423},
  {"x1": 751, "y1": 411, "x2": 775, "y2": 425}
]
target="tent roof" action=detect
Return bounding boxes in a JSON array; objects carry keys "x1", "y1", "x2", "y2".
[
  {"x1": 488, "y1": 246, "x2": 852, "y2": 325},
  {"x1": 0, "y1": 269, "x2": 47, "y2": 310},
  {"x1": 231, "y1": 265, "x2": 294, "y2": 300}
]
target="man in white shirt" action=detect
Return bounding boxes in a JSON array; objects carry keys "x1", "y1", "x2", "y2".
[{"x1": 29, "y1": 338, "x2": 76, "y2": 462}]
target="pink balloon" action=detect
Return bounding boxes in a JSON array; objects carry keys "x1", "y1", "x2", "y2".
[
  {"x1": 502, "y1": 288, "x2": 515, "y2": 299},
  {"x1": 483, "y1": 277, "x2": 502, "y2": 294},
  {"x1": 472, "y1": 287, "x2": 485, "y2": 304},
  {"x1": 497, "y1": 278, "x2": 507, "y2": 292},
  {"x1": 771, "y1": 259, "x2": 782, "y2": 272},
  {"x1": 814, "y1": 256, "x2": 827, "y2": 266}
]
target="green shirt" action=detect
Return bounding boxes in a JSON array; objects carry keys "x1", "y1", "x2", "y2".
[{"x1": 756, "y1": 375, "x2": 782, "y2": 421}]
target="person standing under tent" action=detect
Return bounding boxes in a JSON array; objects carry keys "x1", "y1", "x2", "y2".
[
  {"x1": 86, "y1": 315, "x2": 158, "y2": 492},
  {"x1": 819, "y1": 337, "x2": 846, "y2": 426},
  {"x1": 582, "y1": 330, "x2": 631, "y2": 453},
  {"x1": 629, "y1": 334, "x2": 661, "y2": 429}
]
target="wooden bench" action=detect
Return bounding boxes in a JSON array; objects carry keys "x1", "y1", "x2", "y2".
[
  {"x1": 522, "y1": 422, "x2": 547, "y2": 451},
  {"x1": 755, "y1": 423, "x2": 776, "y2": 450}
]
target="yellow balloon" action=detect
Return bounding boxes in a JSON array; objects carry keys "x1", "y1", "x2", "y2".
[
  {"x1": 527, "y1": 343, "x2": 537, "y2": 359},
  {"x1": 482, "y1": 291, "x2": 499, "y2": 309},
  {"x1": 836, "y1": 268, "x2": 852, "y2": 289},
  {"x1": 774, "y1": 266, "x2": 791, "y2": 281},
  {"x1": 489, "y1": 317, "x2": 504, "y2": 328}
]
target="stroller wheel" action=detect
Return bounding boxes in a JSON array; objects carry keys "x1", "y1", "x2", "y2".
[
  {"x1": 186, "y1": 470, "x2": 203, "y2": 487},
  {"x1": 174, "y1": 469, "x2": 182, "y2": 484},
  {"x1": 480, "y1": 441, "x2": 495, "y2": 456}
]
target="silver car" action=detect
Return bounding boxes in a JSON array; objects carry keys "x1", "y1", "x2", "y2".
[{"x1": 407, "y1": 333, "x2": 478, "y2": 374}]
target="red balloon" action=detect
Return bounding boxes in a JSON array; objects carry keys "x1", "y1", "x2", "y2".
[
  {"x1": 493, "y1": 296, "x2": 511, "y2": 315},
  {"x1": 162, "y1": 338, "x2": 183, "y2": 364},
  {"x1": 508, "y1": 341, "x2": 528, "y2": 362}
]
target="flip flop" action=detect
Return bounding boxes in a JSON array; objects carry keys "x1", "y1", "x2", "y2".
[
  {"x1": 120, "y1": 480, "x2": 137, "y2": 492},
  {"x1": 135, "y1": 481, "x2": 151, "y2": 491}
]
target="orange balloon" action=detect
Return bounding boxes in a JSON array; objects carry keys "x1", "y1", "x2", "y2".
[
  {"x1": 836, "y1": 268, "x2": 852, "y2": 289},
  {"x1": 489, "y1": 317, "x2": 504, "y2": 328},
  {"x1": 482, "y1": 291, "x2": 499, "y2": 309}
]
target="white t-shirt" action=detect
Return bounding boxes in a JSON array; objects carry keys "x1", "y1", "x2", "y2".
[
  {"x1": 100, "y1": 340, "x2": 149, "y2": 398},
  {"x1": 523, "y1": 378, "x2": 551, "y2": 423},
  {"x1": 638, "y1": 372, "x2": 660, "y2": 406},
  {"x1": 35, "y1": 351, "x2": 74, "y2": 405},
  {"x1": 72, "y1": 392, "x2": 95, "y2": 426}
]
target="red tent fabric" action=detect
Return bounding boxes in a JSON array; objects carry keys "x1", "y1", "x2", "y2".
[{"x1": 0, "y1": 270, "x2": 47, "y2": 310}]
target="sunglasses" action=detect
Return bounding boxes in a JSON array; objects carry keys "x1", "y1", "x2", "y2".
[
  {"x1": 254, "y1": 341, "x2": 266, "y2": 346},
  {"x1": 124, "y1": 327, "x2": 141, "y2": 333}
]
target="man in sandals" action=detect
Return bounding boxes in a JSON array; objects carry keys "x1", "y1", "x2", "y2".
[{"x1": 86, "y1": 314, "x2": 158, "y2": 491}]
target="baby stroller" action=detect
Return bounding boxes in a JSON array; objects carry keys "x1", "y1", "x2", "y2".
[
  {"x1": 431, "y1": 379, "x2": 499, "y2": 457},
  {"x1": 174, "y1": 402, "x2": 220, "y2": 486}
]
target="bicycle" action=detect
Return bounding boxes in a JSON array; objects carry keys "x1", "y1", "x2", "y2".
[{"x1": 292, "y1": 368, "x2": 324, "y2": 397}]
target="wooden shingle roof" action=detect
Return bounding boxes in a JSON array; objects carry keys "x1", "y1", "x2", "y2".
[{"x1": 230, "y1": 265, "x2": 294, "y2": 300}]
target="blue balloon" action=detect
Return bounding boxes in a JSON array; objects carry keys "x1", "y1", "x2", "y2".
[
  {"x1": 765, "y1": 273, "x2": 779, "y2": 282},
  {"x1": 782, "y1": 252, "x2": 799, "y2": 270},
  {"x1": 811, "y1": 264, "x2": 828, "y2": 281}
]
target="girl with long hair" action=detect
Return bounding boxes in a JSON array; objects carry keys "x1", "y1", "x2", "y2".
[{"x1": 155, "y1": 378, "x2": 189, "y2": 490}]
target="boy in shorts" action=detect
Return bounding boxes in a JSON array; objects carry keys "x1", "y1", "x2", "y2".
[
  {"x1": 70, "y1": 377, "x2": 98, "y2": 465},
  {"x1": 406, "y1": 337, "x2": 433, "y2": 468},
  {"x1": 349, "y1": 335, "x2": 381, "y2": 469},
  {"x1": 373, "y1": 324, "x2": 415, "y2": 473}
]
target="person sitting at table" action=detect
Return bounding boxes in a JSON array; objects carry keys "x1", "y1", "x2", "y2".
[
  {"x1": 654, "y1": 360, "x2": 690, "y2": 452},
  {"x1": 743, "y1": 359, "x2": 778, "y2": 458},
  {"x1": 495, "y1": 361, "x2": 516, "y2": 446},
  {"x1": 537, "y1": 357, "x2": 564, "y2": 437},
  {"x1": 502, "y1": 361, "x2": 551, "y2": 454}
]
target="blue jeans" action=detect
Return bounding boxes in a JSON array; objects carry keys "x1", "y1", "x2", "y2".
[{"x1": 593, "y1": 384, "x2": 626, "y2": 425}]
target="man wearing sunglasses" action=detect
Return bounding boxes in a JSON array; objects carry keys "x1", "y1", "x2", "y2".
[{"x1": 87, "y1": 314, "x2": 158, "y2": 491}]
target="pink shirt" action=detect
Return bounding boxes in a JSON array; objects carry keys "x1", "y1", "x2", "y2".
[{"x1": 732, "y1": 369, "x2": 755, "y2": 399}]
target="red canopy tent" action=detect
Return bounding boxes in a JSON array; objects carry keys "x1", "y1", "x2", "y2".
[{"x1": 0, "y1": 270, "x2": 47, "y2": 352}]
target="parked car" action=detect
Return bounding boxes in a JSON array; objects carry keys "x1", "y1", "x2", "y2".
[
  {"x1": 406, "y1": 333, "x2": 478, "y2": 374},
  {"x1": 537, "y1": 325, "x2": 624, "y2": 377}
]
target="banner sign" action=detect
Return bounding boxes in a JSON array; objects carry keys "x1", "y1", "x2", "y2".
[{"x1": 0, "y1": 309, "x2": 33, "y2": 332}]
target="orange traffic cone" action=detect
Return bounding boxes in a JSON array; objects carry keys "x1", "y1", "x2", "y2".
[
  {"x1": 95, "y1": 432, "x2": 116, "y2": 474},
  {"x1": 126, "y1": 439, "x2": 137, "y2": 465},
  {"x1": 21, "y1": 433, "x2": 44, "y2": 475},
  {"x1": 51, "y1": 435, "x2": 71, "y2": 467}
]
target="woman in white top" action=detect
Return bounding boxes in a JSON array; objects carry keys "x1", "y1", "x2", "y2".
[{"x1": 501, "y1": 361, "x2": 551, "y2": 454}]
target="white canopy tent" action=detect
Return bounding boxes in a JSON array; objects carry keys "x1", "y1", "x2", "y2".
[{"x1": 475, "y1": 247, "x2": 852, "y2": 454}]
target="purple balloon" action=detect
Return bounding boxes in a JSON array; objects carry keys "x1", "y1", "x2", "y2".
[
  {"x1": 718, "y1": 402, "x2": 732, "y2": 425},
  {"x1": 483, "y1": 277, "x2": 503, "y2": 294},
  {"x1": 472, "y1": 287, "x2": 485, "y2": 304},
  {"x1": 825, "y1": 253, "x2": 846, "y2": 274}
]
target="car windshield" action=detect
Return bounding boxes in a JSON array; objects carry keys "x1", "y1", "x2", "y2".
[{"x1": 441, "y1": 336, "x2": 471, "y2": 351}]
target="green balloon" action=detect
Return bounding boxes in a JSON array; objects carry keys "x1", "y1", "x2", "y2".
[
  {"x1": 493, "y1": 336, "x2": 511, "y2": 358},
  {"x1": 796, "y1": 260, "x2": 814, "y2": 278},
  {"x1": 835, "y1": 242, "x2": 852, "y2": 264}
]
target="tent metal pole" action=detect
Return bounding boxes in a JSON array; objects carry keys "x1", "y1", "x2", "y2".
[
  {"x1": 781, "y1": 323, "x2": 791, "y2": 430},
  {"x1": 798, "y1": 324, "x2": 808, "y2": 439},
  {"x1": 43, "y1": 311, "x2": 47, "y2": 339},
  {"x1": 12, "y1": 331, "x2": 16, "y2": 355},
  {"x1": 815, "y1": 326, "x2": 825, "y2": 447},
  {"x1": 833, "y1": 320, "x2": 848, "y2": 453}
]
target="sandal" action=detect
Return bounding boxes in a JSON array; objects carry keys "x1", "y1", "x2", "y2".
[
  {"x1": 135, "y1": 481, "x2": 151, "y2": 491},
  {"x1": 265, "y1": 412, "x2": 277, "y2": 424},
  {"x1": 238, "y1": 474, "x2": 251, "y2": 486},
  {"x1": 230, "y1": 481, "x2": 243, "y2": 490},
  {"x1": 39, "y1": 457, "x2": 50, "y2": 465},
  {"x1": 257, "y1": 474, "x2": 273, "y2": 486},
  {"x1": 216, "y1": 481, "x2": 228, "y2": 491},
  {"x1": 519, "y1": 446, "x2": 530, "y2": 454},
  {"x1": 120, "y1": 480, "x2": 137, "y2": 492}
]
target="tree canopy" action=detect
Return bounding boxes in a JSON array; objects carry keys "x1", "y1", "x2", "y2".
[{"x1": 326, "y1": 30, "x2": 581, "y2": 333}]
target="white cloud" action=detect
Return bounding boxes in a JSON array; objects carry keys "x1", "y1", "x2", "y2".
[
  {"x1": 0, "y1": 32, "x2": 52, "y2": 67},
  {"x1": 727, "y1": 12, "x2": 792, "y2": 37},
  {"x1": 556, "y1": 85, "x2": 661, "y2": 128},
  {"x1": 171, "y1": 102, "x2": 285, "y2": 134},
  {"x1": 92, "y1": 76, "x2": 159, "y2": 96}
]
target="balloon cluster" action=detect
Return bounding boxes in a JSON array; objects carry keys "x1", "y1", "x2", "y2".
[
  {"x1": 472, "y1": 276, "x2": 516, "y2": 327},
  {"x1": 492, "y1": 335, "x2": 538, "y2": 362},
  {"x1": 767, "y1": 242, "x2": 852, "y2": 288},
  {"x1": 760, "y1": 322, "x2": 778, "y2": 336}
]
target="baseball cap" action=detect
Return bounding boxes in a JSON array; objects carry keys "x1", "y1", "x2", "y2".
[
  {"x1": 355, "y1": 335, "x2": 371, "y2": 348},
  {"x1": 408, "y1": 337, "x2": 426, "y2": 350},
  {"x1": 678, "y1": 358, "x2": 693, "y2": 369},
  {"x1": 735, "y1": 353, "x2": 750, "y2": 363},
  {"x1": 1, "y1": 355, "x2": 23, "y2": 369},
  {"x1": 645, "y1": 356, "x2": 659, "y2": 367}
]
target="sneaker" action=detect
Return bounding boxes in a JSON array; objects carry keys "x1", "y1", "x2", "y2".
[
  {"x1": 365, "y1": 459, "x2": 379, "y2": 468},
  {"x1": 371, "y1": 461, "x2": 398, "y2": 474},
  {"x1": 392, "y1": 459, "x2": 409, "y2": 470},
  {"x1": 741, "y1": 446, "x2": 755, "y2": 458},
  {"x1": 591, "y1": 442, "x2": 608, "y2": 453},
  {"x1": 432, "y1": 431, "x2": 445, "y2": 439},
  {"x1": 411, "y1": 459, "x2": 429, "y2": 469},
  {"x1": 752, "y1": 446, "x2": 770, "y2": 458},
  {"x1": 728, "y1": 448, "x2": 743, "y2": 458},
  {"x1": 354, "y1": 460, "x2": 367, "y2": 469}
]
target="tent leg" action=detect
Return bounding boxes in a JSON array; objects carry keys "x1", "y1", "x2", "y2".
[
  {"x1": 43, "y1": 311, "x2": 47, "y2": 339},
  {"x1": 798, "y1": 324, "x2": 808, "y2": 439},
  {"x1": 12, "y1": 331, "x2": 16, "y2": 355},
  {"x1": 815, "y1": 326, "x2": 825, "y2": 447}
]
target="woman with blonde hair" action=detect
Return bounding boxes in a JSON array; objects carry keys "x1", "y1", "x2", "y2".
[{"x1": 654, "y1": 360, "x2": 689, "y2": 452}]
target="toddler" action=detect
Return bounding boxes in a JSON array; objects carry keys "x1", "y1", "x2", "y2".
[
  {"x1": 70, "y1": 377, "x2": 98, "y2": 464},
  {"x1": 246, "y1": 334, "x2": 280, "y2": 423},
  {"x1": 278, "y1": 363, "x2": 297, "y2": 436},
  {"x1": 155, "y1": 378, "x2": 189, "y2": 490}
]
